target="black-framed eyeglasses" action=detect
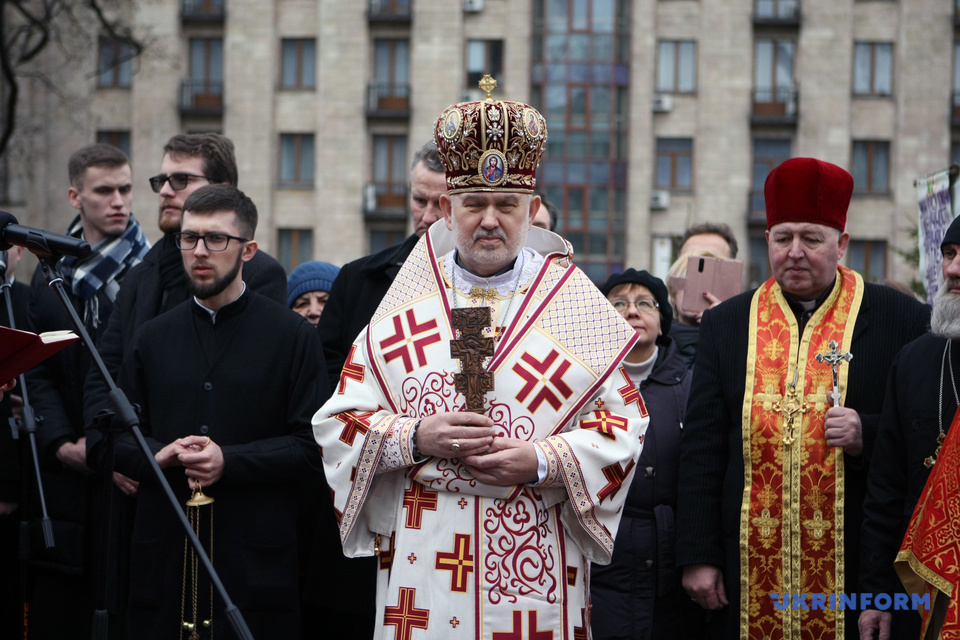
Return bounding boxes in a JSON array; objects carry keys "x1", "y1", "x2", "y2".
[
  {"x1": 148, "y1": 173, "x2": 210, "y2": 193},
  {"x1": 611, "y1": 299, "x2": 659, "y2": 315},
  {"x1": 174, "y1": 232, "x2": 249, "y2": 252}
]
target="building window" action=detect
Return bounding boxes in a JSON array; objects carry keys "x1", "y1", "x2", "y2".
[
  {"x1": 371, "y1": 39, "x2": 410, "y2": 111},
  {"x1": 281, "y1": 39, "x2": 316, "y2": 89},
  {"x1": 371, "y1": 135, "x2": 408, "y2": 210},
  {"x1": 187, "y1": 38, "x2": 224, "y2": 106},
  {"x1": 754, "y1": 39, "x2": 794, "y2": 114},
  {"x1": 748, "y1": 232, "x2": 771, "y2": 288},
  {"x1": 953, "y1": 44, "x2": 960, "y2": 118},
  {"x1": 853, "y1": 42, "x2": 893, "y2": 96},
  {"x1": 656, "y1": 138, "x2": 693, "y2": 191},
  {"x1": 755, "y1": 0, "x2": 798, "y2": 18},
  {"x1": 277, "y1": 228, "x2": 314, "y2": 273},
  {"x1": 466, "y1": 40, "x2": 503, "y2": 89},
  {"x1": 98, "y1": 37, "x2": 134, "y2": 87},
  {"x1": 751, "y1": 139, "x2": 791, "y2": 215},
  {"x1": 847, "y1": 240, "x2": 887, "y2": 281},
  {"x1": 852, "y1": 140, "x2": 889, "y2": 194},
  {"x1": 531, "y1": 0, "x2": 630, "y2": 281},
  {"x1": 279, "y1": 134, "x2": 315, "y2": 187},
  {"x1": 656, "y1": 40, "x2": 696, "y2": 93},
  {"x1": 96, "y1": 130, "x2": 132, "y2": 159}
]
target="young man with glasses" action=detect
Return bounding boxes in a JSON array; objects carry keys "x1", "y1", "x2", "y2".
[
  {"x1": 113, "y1": 184, "x2": 326, "y2": 640},
  {"x1": 84, "y1": 133, "x2": 286, "y2": 439},
  {"x1": 591, "y1": 268, "x2": 697, "y2": 639}
]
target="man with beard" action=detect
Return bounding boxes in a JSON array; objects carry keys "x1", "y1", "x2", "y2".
[
  {"x1": 84, "y1": 133, "x2": 286, "y2": 445},
  {"x1": 314, "y1": 84, "x2": 647, "y2": 638},
  {"x1": 858, "y1": 216, "x2": 960, "y2": 640},
  {"x1": 114, "y1": 184, "x2": 326, "y2": 639}
]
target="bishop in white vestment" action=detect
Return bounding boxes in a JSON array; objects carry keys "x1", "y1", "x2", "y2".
[{"x1": 313, "y1": 81, "x2": 647, "y2": 639}]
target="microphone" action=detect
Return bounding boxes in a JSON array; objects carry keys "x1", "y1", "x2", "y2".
[{"x1": 0, "y1": 210, "x2": 91, "y2": 259}]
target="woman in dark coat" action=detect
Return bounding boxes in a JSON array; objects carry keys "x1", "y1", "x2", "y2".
[{"x1": 591, "y1": 269, "x2": 698, "y2": 640}]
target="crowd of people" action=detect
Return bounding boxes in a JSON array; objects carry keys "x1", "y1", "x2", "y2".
[{"x1": 0, "y1": 84, "x2": 955, "y2": 640}]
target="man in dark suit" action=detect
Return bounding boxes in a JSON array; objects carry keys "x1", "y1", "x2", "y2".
[
  {"x1": 115, "y1": 184, "x2": 325, "y2": 639},
  {"x1": 83, "y1": 133, "x2": 286, "y2": 436},
  {"x1": 677, "y1": 158, "x2": 930, "y2": 640}
]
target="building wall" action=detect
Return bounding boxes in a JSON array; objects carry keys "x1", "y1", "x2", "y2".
[{"x1": 3, "y1": 0, "x2": 956, "y2": 287}]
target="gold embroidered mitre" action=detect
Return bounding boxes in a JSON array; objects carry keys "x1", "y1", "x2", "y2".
[{"x1": 433, "y1": 74, "x2": 548, "y2": 194}]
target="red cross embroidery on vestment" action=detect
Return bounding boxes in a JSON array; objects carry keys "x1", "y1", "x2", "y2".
[
  {"x1": 616, "y1": 367, "x2": 648, "y2": 417},
  {"x1": 402, "y1": 481, "x2": 438, "y2": 529},
  {"x1": 338, "y1": 344, "x2": 366, "y2": 394},
  {"x1": 581, "y1": 410, "x2": 629, "y2": 440},
  {"x1": 574, "y1": 608, "x2": 588, "y2": 640},
  {"x1": 383, "y1": 587, "x2": 429, "y2": 640},
  {"x1": 335, "y1": 410, "x2": 373, "y2": 446},
  {"x1": 435, "y1": 533, "x2": 474, "y2": 592},
  {"x1": 492, "y1": 610, "x2": 554, "y2": 640},
  {"x1": 512, "y1": 349, "x2": 574, "y2": 413},
  {"x1": 379, "y1": 309, "x2": 442, "y2": 374},
  {"x1": 598, "y1": 460, "x2": 636, "y2": 503}
]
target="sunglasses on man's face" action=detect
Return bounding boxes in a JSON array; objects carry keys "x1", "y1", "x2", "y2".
[{"x1": 148, "y1": 173, "x2": 209, "y2": 193}]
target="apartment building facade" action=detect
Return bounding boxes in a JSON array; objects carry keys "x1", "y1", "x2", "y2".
[{"x1": 2, "y1": 0, "x2": 956, "y2": 287}]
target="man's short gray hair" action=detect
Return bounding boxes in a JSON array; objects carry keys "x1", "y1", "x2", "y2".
[{"x1": 409, "y1": 140, "x2": 443, "y2": 181}]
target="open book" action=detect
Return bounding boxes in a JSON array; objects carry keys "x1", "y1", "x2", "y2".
[{"x1": 0, "y1": 325, "x2": 79, "y2": 383}]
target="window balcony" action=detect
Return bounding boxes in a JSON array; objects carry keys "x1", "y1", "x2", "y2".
[
  {"x1": 366, "y1": 83, "x2": 411, "y2": 118},
  {"x1": 753, "y1": 0, "x2": 800, "y2": 28},
  {"x1": 368, "y1": 0, "x2": 412, "y2": 23},
  {"x1": 751, "y1": 86, "x2": 798, "y2": 126},
  {"x1": 363, "y1": 183, "x2": 408, "y2": 220},
  {"x1": 180, "y1": 81, "x2": 224, "y2": 116},
  {"x1": 748, "y1": 189, "x2": 767, "y2": 226},
  {"x1": 181, "y1": 0, "x2": 225, "y2": 23}
]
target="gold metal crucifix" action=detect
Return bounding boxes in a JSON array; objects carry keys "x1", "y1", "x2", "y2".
[{"x1": 773, "y1": 370, "x2": 810, "y2": 446}]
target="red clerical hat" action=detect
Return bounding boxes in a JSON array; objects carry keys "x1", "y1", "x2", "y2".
[{"x1": 764, "y1": 157, "x2": 853, "y2": 231}]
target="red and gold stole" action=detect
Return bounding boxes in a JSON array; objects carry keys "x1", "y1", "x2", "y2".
[
  {"x1": 741, "y1": 267, "x2": 863, "y2": 640},
  {"x1": 896, "y1": 404, "x2": 960, "y2": 640}
]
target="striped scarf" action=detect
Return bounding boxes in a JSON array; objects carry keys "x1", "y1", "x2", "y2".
[{"x1": 59, "y1": 214, "x2": 151, "y2": 329}]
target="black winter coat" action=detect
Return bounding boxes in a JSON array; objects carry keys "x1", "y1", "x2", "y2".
[
  {"x1": 591, "y1": 338, "x2": 695, "y2": 640},
  {"x1": 115, "y1": 292, "x2": 326, "y2": 640}
]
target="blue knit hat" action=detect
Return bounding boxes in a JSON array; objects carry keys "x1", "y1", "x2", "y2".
[{"x1": 287, "y1": 261, "x2": 340, "y2": 308}]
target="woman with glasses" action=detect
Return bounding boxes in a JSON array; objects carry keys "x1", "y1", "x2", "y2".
[{"x1": 591, "y1": 268, "x2": 701, "y2": 640}]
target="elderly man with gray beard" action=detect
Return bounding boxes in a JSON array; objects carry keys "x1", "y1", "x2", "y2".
[{"x1": 858, "y1": 215, "x2": 960, "y2": 640}]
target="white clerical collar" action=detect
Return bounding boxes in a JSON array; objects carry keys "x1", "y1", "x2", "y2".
[
  {"x1": 445, "y1": 247, "x2": 543, "y2": 298},
  {"x1": 193, "y1": 281, "x2": 247, "y2": 324}
]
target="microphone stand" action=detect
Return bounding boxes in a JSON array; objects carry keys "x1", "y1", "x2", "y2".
[
  {"x1": 27, "y1": 245, "x2": 254, "y2": 640},
  {"x1": 0, "y1": 261, "x2": 53, "y2": 640}
]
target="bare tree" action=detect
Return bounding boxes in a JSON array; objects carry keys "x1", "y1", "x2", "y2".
[{"x1": 0, "y1": 0, "x2": 142, "y2": 157}]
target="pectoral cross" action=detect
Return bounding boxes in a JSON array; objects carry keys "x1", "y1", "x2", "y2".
[
  {"x1": 773, "y1": 370, "x2": 810, "y2": 446},
  {"x1": 815, "y1": 340, "x2": 853, "y2": 407},
  {"x1": 450, "y1": 307, "x2": 495, "y2": 414}
]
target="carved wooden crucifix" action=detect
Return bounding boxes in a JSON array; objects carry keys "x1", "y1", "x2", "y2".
[{"x1": 450, "y1": 307, "x2": 495, "y2": 413}]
